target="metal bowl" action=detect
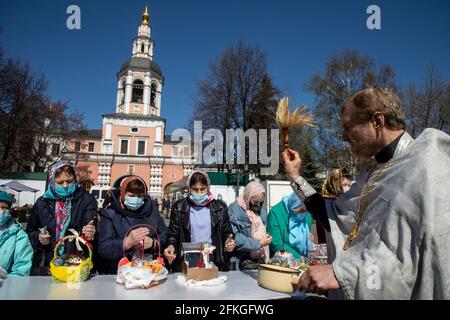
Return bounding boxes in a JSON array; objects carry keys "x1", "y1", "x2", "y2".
[{"x1": 257, "y1": 263, "x2": 301, "y2": 293}]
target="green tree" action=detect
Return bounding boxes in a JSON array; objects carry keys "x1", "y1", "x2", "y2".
[
  {"x1": 401, "y1": 65, "x2": 450, "y2": 137},
  {"x1": 0, "y1": 57, "x2": 47, "y2": 171},
  {"x1": 192, "y1": 41, "x2": 280, "y2": 176},
  {"x1": 306, "y1": 49, "x2": 397, "y2": 176},
  {"x1": 290, "y1": 127, "x2": 323, "y2": 191},
  {"x1": 0, "y1": 42, "x2": 86, "y2": 172}
]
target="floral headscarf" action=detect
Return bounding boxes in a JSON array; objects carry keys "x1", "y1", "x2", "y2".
[
  {"x1": 43, "y1": 161, "x2": 78, "y2": 247},
  {"x1": 322, "y1": 168, "x2": 349, "y2": 199}
]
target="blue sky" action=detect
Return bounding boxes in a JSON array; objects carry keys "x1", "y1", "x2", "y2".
[{"x1": 1, "y1": 0, "x2": 449, "y2": 133}]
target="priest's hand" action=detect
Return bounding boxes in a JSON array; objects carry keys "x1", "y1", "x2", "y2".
[
  {"x1": 298, "y1": 264, "x2": 340, "y2": 294},
  {"x1": 282, "y1": 148, "x2": 302, "y2": 182}
]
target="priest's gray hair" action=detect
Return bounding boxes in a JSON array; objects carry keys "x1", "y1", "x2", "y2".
[{"x1": 344, "y1": 88, "x2": 406, "y2": 130}]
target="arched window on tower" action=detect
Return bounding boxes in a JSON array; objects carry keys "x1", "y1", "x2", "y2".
[
  {"x1": 141, "y1": 43, "x2": 145, "y2": 53},
  {"x1": 150, "y1": 83, "x2": 157, "y2": 107},
  {"x1": 131, "y1": 79, "x2": 144, "y2": 103},
  {"x1": 120, "y1": 80, "x2": 126, "y2": 105}
]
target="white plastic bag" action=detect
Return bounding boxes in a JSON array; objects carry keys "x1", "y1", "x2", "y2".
[
  {"x1": 117, "y1": 265, "x2": 168, "y2": 289},
  {"x1": 175, "y1": 275, "x2": 227, "y2": 287}
]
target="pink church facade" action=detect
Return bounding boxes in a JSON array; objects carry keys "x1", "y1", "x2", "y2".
[{"x1": 64, "y1": 8, "x2": 194, "y2": 197}]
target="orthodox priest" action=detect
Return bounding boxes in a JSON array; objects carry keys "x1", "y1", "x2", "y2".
[{"x1": 283, "y1": 88, "x2": 450, "y2": 299}]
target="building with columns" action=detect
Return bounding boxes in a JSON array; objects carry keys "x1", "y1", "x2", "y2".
[{"x1": 64, "y1": 7, "x2": 195, "y2": 197}]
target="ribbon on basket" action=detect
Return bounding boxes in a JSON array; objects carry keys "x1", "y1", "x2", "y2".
[{"x1": 67, "y1": 229, "x2": 92, "y2": 251}]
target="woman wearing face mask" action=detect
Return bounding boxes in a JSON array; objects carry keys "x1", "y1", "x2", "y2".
[
  {"x1": 228, "y1": 182, "x2": 271, "y2": 269},
  {"x1": 267, "y1": 193, "x2": 313, "y2": 259},
  {"x1": 164, "y1": 170, "x2": 235, "y2": 272},
  {"x1": 26, "y1": 162, "x2": 97, "y2": 274},
  {"x1": 97, "y1": 176, "x2": 167, "y2": 274},
  {"x1": 0, "y1": 190, "x2": 33, "y2": 276}
]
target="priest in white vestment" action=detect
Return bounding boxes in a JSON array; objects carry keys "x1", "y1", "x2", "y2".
[{"x1": 283, "y1": 88, "x2": 450, "y2": 299}]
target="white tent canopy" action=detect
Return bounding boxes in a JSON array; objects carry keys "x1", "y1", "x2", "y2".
[
  {"x1": 0, "y1": 180, "x2": 39, "y2": 193},
  {"x1": 0, "y1": 179, "x2": 40, "y2": 206}
]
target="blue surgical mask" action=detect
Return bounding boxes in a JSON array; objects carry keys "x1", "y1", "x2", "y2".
[
  {"x1": 189, "y1": 193, "x2": 208, "y2": 203},
  {"x1": 291, "y1": 207, "x2": 307, "y2": 220},
  {"x1": 124, "y1": 196, "x2": 145, "y2": 211},
  {"x1": 0, "y1": 210, "x2": 11, "y2": 226},
  {"x1": 54, "y1": 183, "x2": 77, "y2": 197}
]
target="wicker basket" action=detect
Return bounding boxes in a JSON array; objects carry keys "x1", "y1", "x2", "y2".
[
  {"x1": 121, "y1": 224, "x2": 163, "y2": 260},
  {"x1": 49, "y1": 234, "x2": 93, "y2": 283},
  {"x1": 116, "y1": 224, "x2": 168, "y2": 289}
]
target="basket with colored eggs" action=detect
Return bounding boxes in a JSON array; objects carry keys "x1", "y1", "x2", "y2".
[{"x1": 49, "y1": 230, "x2": 93, "y2": 283}]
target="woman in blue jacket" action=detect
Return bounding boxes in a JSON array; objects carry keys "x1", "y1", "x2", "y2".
[
  {"x1": 228, "y1": 182, "x2": 272, "y2": 269},
  {"x1": 97, "y1": 175, "x2": 167, "y2": 274},
  {"x1": 0, "y1": 190, "x2": 33, "y2": 276}
]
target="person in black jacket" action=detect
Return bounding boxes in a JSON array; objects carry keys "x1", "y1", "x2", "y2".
[
  {"x1": 164, "y1": 198, "x2": 171, "y2": 219},
  {"x1": 97, "y1": 175, "x2": 167, "y2": 274},
  {"x1": 26, "y1": 162, "x2": 97, "y2": 275},
  {"x1": 163, "y1": 170, "x2": 235, "y2": 272}
]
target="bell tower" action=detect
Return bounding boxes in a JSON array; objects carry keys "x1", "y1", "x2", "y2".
[
  {"x1": 114, "y1": 6, "x2": 163, "y2": 117},
  {"x1": 132, "y1": 6, "x2": 154, "y2": 59}
]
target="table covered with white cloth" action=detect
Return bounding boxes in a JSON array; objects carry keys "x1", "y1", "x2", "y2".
[{"x1": 0, "y1": 271, "x2": 298, "y2": 300}]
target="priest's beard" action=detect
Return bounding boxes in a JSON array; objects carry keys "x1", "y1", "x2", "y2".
[{"x1": 352, "y1": 137, "x2": 385, "y2": 160}]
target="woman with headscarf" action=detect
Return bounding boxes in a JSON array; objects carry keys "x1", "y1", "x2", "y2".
[
  {"x1": 267, "y1": 193, "x2": 313, "y2": 259},
  {"x1": 26, "y1": 161, "x2": 97, "y2": 274},
  {"x1": 228, "y1": 181, "x2": 271, "y2": 269},
  {"x1": 315, "y1": 168, "x2": 352, "y2": 243},
  {"x1": 0, "y1": 190, "x2": 33, "y2": 276},
  {"x1": 163, "y1": 170, "x2": 235, "y2": 272},
  {"x1": 97, "y1": 175, "x2": 167, "y2": 274},
  {"x1": 321, "y1": 168, "x2": 352, "y2": 200}
]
